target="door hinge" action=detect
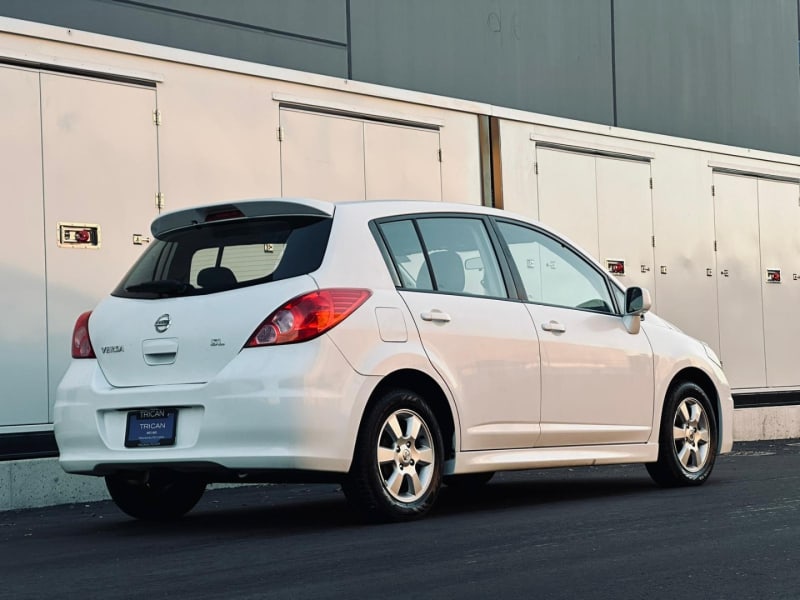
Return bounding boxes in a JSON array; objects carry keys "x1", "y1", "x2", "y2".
[
  {"x1": 651, "y1": 235, "x2": 656, "y2": 248},
  {"x1": 711, "y1": 184, "x2": 715, "y2": 197},
  {"x1": 152, "y1": 110, "x2": 162, "y2": 126},
  {"x1": 714, "y1": 240, "x2": 718, "y2": 252},
  {"x1": 649, "y1": 177, "x2": 653, "y2": 189},
  {"x1": 437, "y1": 148, "x2": 442, "y2": 162},
  {"x1": 277, "y1": 126, "x2": 285, "y2": 142},
  {"x1": 534, "y1": 162, "x2": 539, "y2": 175},
  {"x1": 155, "y1": 193, "x2": 165, "y2": 210}
]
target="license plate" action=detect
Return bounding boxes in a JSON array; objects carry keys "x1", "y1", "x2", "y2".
[{"x1": 125, "y1": 408, "x2": 178, "y2": 448}]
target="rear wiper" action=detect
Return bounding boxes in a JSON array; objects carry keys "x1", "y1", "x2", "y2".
[{"x1": 125, "y1": 280, "x2": 193, "y2": 295}]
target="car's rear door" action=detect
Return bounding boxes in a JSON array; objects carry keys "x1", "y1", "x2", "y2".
[{"x1": 376, "y1": 215, "x2": 541, "y2": 451}]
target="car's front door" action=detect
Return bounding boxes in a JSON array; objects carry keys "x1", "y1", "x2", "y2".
[
  {"x1": 377, "y1": 216, "x2": 541, "y2": 451},
  {"x1": 495, "y1": 220, "x2": 654, "y2": 447}
]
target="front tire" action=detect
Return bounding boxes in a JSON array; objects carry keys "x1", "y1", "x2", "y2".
[
  {"x1": 646, "y1": 382, "x2": 717, "y2": 487},
  {"x1": 344, "y1": 388, "x2": 443, "y2": 522},
  {"x1": 105, "y1": 470, "x2": 206, "y2": 520}
]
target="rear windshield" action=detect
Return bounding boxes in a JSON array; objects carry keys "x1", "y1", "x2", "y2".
[{"x1": 113, "y1": 216, "x2": 332, "y2": 299}]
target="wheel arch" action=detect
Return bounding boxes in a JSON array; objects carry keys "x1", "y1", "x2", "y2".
[
  {"x1": 667, "y1": 367, "x2": 722, "y2": 451},
  {"x1": 357, "y1": 369, "x2": 458, "y2": 463}
]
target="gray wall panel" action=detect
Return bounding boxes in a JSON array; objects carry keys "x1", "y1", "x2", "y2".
[
  {"x1": 130, "y1": 0, "x2": 348, "y2": 43},
  {"x1": 614, "y1": 0, "x2": 800, "y2": 155},
  {"x1": 1, "y1": 0, "x2": 799, "y2": 155},
  {"x1": 349, "y1": 0, "x2": 615, "y2": 124},
  {"x1": 0, "y1": 0, "x2": 348, "y2": 77}
]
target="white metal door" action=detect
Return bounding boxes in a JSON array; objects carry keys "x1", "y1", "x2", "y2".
[
  {"x1": 758, "y1": 179, "x2": 800, "y2": 387},
  {"x1": 279, "y1": 109, "x2": 366, "y2": 201},
  {"x1": 536, "y1": 147, "x2": 599, "y2": 257},
  {"x1": 364, "y1": 122, "x2": 441, "y2": 200},
  {"x1": 713, "y1": 173, "x2": 766, "y2": 389},
  {"x1": 41, "y1": 74, "x2": 159, "y2": 417},
  {"x1": 596, "y1": 157, "x2": 656, "y2": 303},
  {"x1": 650, "y1": 153, "x2": 718, "y2": 354},
  {"x1": 0, "y1": 67, "x2": 48, "y2": 426}
]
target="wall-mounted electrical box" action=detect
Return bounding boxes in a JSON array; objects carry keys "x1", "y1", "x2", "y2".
[
  {"x1": 606, "y1": 259, "x2": 625, "y2": 275},
  {"x1": 58, "y1": 222, "x2": 100, "y2": 249}
]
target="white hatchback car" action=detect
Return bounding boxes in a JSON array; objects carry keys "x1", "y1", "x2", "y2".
[{"x1": 55, "y1": 198, "x2": 733, "y2": 521}]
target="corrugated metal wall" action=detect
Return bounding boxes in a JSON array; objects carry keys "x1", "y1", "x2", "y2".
[{"x1": 0, "y1": 0, "x2": 798, "y2": 155}]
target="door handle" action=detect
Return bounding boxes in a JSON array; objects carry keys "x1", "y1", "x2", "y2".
[
  {"x1": 541, "y1": 320, "x2": 566, "y2": 333},
  {"x1": 420, "y1": 310, "x2": 451, "y2": 323}
]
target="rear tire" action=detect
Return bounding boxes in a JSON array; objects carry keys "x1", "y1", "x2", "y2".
[
  {"x1": 105, "y1": 470, "x2": 206, "y2": 520},
  {"x1": 646, "y1": 382, "x2": 717, "y2": 487},
  {"x1": 343, "y1": 388, "x2": 443, "y2": 522}
]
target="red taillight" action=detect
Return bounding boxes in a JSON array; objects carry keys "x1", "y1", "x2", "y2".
[
  {"x1": 245, "y1": 289, "x2": 371, "y2": 347},
  {"x1": 71, "y1": 311, "x2": 96, "y2": 359}
]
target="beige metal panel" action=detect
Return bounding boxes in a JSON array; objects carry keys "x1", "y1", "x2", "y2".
[
  {"x1": 364, "y1": 122, "x2": 441, "y2": 201},
  {"x1": 40, "y1": 73, "x2": 159, "y2": 417},
  {"x1": 595, "y1": 157, "x2": 656, "y2": 304},
  {"x1": 279, "y1": 108, "x2": 366, "y2": 201},
  {"x1": 758, "y1": 179, "x2": 800, "y2": 387},
  {"x1": 498, "y1": 120, "x2": 538, "y2": 218},
  {"x1": 535, "y1": 147, "x2": 599, "y2": 257},
  {"x1": 157, "y1": 68, "x2": 281, "y2": 210},
  {"x1": 713, "y1": 173, "x2": 766, "y2": 388},
  {"x1": 0, "y1": 66, "x2": 48, "y2": 426},
  {"x1": 650, "y1": 149, "x2": 718, "y2": 351}
]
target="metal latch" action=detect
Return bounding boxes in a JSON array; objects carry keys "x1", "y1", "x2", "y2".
[{"x1": 133, "y1": 234, "x2": 151, "y2": 246}]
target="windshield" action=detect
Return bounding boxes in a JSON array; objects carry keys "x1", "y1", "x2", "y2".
[{"x1": 113, "y1": 216, "x2": 332, "y2": 299}]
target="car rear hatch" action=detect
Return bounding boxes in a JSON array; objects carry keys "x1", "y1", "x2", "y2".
[{"x1": 89, "y1": 200, "x2": 333, "y2": 387}]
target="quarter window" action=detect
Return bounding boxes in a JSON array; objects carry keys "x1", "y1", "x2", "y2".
[{"x1": 496, "y1": 221, "x2": 615, "y2": 313}]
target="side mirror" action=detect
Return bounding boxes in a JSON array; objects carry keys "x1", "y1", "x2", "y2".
[
  {"x1": 625, "y1": 286, "x2": 652, "y2": 316},
  {"x1": 622, "y1": 287, "x2": 652, "y2": 334}
]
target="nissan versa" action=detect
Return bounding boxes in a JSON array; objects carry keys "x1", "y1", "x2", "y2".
[{"x1": 54, "y1": 198, "x2": 733, "y2": 522}]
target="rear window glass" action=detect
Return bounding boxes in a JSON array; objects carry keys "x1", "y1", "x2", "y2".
[{"x1": 112, "y1": 216, "x2": 332, "y2": 298}]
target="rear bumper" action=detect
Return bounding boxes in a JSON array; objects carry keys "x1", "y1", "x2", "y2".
[{"x1": 54, "y1": 336, "x2": 377, "y2": 476}]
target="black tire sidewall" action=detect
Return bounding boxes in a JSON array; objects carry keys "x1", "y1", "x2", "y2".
[
  {"x1": 347, "y1": 388, "x2": 444, "y2": 521},
  {"x1": 659, "y1": 382, "x2": 718, "y2": 485}
]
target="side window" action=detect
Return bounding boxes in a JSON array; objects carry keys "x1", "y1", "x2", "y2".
[
  {"x1": 496, "y1": 221, "x2": 615, "y2": 314},
  {"x1": 379, "y1": 220, "x2": 433, "y2": 291},
  {"x1": 416, "y1": 217, "x2": 508, "y2": 299}
]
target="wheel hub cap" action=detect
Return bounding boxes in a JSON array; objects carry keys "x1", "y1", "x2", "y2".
[
  {"x1": 672, "y1": 397, "x2": 711, "y2": 473},
  {"x1": 377, "y1": 409, "x2": 436, "y2": 503}
]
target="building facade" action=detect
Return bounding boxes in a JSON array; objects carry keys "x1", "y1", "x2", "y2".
[{"x1": 1, "y1": 0, "x2": 799, "y2": 155}]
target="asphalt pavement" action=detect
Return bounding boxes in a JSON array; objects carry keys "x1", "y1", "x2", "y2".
[{"x1": 1, "y1": 440, "x2": 799, "y2": 599}]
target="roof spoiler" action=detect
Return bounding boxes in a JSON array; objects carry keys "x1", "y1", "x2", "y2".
[{"x1": 151, "y1": 198, "x2": 334, "y2": 237}]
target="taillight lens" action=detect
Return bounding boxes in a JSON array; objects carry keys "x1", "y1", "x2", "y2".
[
  {"x1": 245, "y1": 289, "x2": 371, "y2": 347},
  {"x1": 71, "y1": 311, "x2": 96, "y2": 359}
]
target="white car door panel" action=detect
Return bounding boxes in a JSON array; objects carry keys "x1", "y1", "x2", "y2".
[
  {"x1": 529, "y1": 304, "x2": 654, "y2": 446},
  {"x1": 496, "y1": 219, "x2": 655, "y2": 447},
  {"x1": 380, "y1": 216, "x2": 542, "y2": 452},
  {"x1": 401, "y1": 292, "x2": 541, "y2": 450}
]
